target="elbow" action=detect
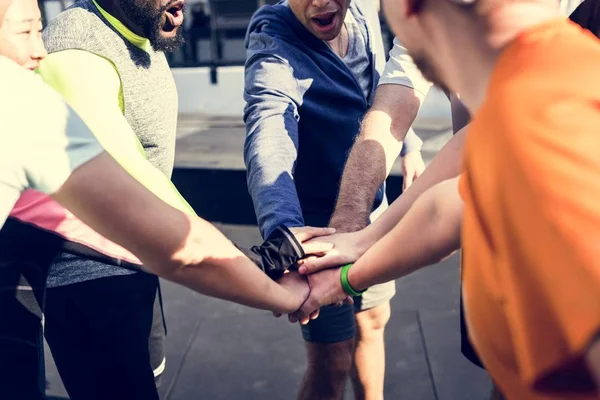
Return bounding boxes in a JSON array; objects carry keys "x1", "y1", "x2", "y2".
[
  {"x1": 424, "y1": 181, "x2": 462, "y2": 257},
  {"x1": 143, "y1": 245, "x2": 209, "y2": 282},
  {"x1": 140, "y1": 221, "x2": 213, "y2": 280}
]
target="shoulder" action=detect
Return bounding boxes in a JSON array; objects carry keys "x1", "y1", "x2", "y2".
[
  {"x1": 38, "y1": 50, "x2": 121, "y2": 114},
  {"x1": 0, "y1": 59, "x2": 101, "y2": 193},
  {"x1": 246, "y1": 3, "x2": 311, "y2": 61},
  {"x1": 45, "y1": 5, "x2": 95, "y2": 33},
  {"x1": 43, "y1": 2, "x2": 99, "y2": 48}
]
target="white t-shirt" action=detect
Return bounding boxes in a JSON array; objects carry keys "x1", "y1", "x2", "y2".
[
  {"x1": 0, "y1": 56, "x2": 103, "y2": 227},
  {"x1": 379, "y1": 37, "x2": 433, "y2": 99}
]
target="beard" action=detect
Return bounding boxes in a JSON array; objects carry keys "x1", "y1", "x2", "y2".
[
  {"x1": 120, "y1": 0, "x2": 185, "y2": 53},
  {"x1": 412, "y1": 53, "x2": 449, "y2": 93}
]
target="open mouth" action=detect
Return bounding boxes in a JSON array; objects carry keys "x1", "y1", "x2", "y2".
[
  {"x1": 164, "y1": 0, "x2": 184, "y2": 32},
  {"x1": 311, "y1": 11, "x2": 337, "y2": 32}
]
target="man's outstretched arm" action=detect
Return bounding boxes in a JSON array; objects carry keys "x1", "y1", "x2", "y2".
[
  {"x1": 362, "y1": 126, "x2": 465, "y2": 246},
  {"x1": 329, "y1": 36, "x2": 432, "y2": 232},
  {"x1": 347, "y1": 178, "x2": 462, "y2": 290},
  {"x1": 329, "y1": 84, "x2": 422, "y2": 232},
  {"x1": 53, "y1": 152, "x2": 326, "y2": 314},
  {"x1": 293, "y1": 177, "x2": 463, "y2": 320},
  {"x1": 299, "y1": 126, "x2": 467, "y2": 274}
]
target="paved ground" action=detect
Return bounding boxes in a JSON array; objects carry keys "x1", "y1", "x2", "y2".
[{"x1": 45, "y1": 113, "x2": 493, "y2": 399}]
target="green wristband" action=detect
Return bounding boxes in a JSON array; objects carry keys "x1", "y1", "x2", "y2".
[{"x1": 340, "y1": 264, "x2": 367, "y2": 297}]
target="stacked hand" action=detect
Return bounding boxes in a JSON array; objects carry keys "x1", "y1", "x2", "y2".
[
  {"x1": 297, "y1": 231, "x2": 366, "y2": 275},
  {"x1": 290, "y1": 267, "x2": 352, "y2": 323},
  {"x1": 273, "y1": 226, "x2": 340, "y2": 317},
  {"x1": 275, "y1": 228, "x2": 367, "y2": 324},
  {"x1": 288, "y1": 226, "x2": 337, "y2": 256}
]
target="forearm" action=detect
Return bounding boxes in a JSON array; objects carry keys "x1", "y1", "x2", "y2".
[
  {"x1": 244, "y1": 115, "x2": 304, "y2": 237},
  {"x1": 54, "y1": 153, "x2": 302, "y2": 313},
  {"x1": 329, "y1": 132, "x2": 396, "y2": 232},
  {"x1": 330, "y1": 85, "x2": 421, "y2": 232},
  {"x1": 249, "y1": 183, "x2": 304, "y2": 238},
  {"x1": 361, "y1": 126, "x2": 467, "y2": 248},
  {"x1": 348, "y1": 178, "x2": 462, "y2": 291},
  {"x1": 159, "y1": 220, "x2": 302, "y2": 314}
]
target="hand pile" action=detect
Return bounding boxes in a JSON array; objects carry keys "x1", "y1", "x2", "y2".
[{"x1": 275, "y1": 226, "x2": 365, "y2": 325}]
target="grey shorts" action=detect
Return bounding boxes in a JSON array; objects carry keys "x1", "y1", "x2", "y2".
[{"x1": 300, "y1": 280, "x2": 396, "y2": 343}]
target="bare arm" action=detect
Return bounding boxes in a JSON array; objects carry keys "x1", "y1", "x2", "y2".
[
  {"x1": 53, "y1": 153, "x2": 308, "y2": 314},
  {"x1": 361, "y1": 126, "x2": 466, "y2": 248},
  {"x1": 348, "y1": 178, "x2": 462, "y2": 290},
  {"x1": 295, "y1": 178, "x2": 463, "y2": 317},
  {"x1": 329, "y1": 84, "x2": 421, "y2": 232},
  {"x1": 299, "y1": 126, "x2": 466, "y2": 274}
]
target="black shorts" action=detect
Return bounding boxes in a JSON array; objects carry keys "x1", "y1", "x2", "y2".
[
  {"x1": 460, "y1": 293, "x2": 485, "y2": 369},
  {"x1": 0, "y1": 219, "x2": 62, "y2": 399},
  {"x1": 44, "y1": 273, "x2": 163, "y2": 400},
  {"x1": 0, "y1": 218, "x2": 165, "y2": 400}
]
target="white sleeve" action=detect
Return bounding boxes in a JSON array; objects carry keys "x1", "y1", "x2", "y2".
[
  {"x1": 0, "y1": 173, "x2": 22, "y2": 228},
  {"x1": 379, "y1": 37, "x2": 433, "y2": 98},
  {"x1": 23, "y1": 98, "x2": 105, "y2": 195},
  {"x1": 0, "y1": 57, "x2": 103, "y2": 199}
]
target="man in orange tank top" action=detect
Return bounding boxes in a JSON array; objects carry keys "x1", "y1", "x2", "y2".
[{"x1": 292, "y1": 0, "x2": 600, "y2": 398}]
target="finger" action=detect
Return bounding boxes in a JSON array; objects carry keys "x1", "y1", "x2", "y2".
[
  {"x1": 297, "y1": 255, "x2": 317, "y2": 269},
  {"x1": 288, "y1": 313, "x2": 299, "y2": 323},
  {"x1": 301, "y1": 241, "x2": 334, "y2": 255},
  {"x1": 310, "y1": 310, "x2": 320, "y2": 320},
  {"x1": 304, "y1": 226, "x2": 336, "y2": 239},
  {"x1": 292, "y1": 226, "x2": 336, "y2": 242},
  {"x1": 298, "y1": 307, "x2": 315, "y2": 325},
  {"x1": 272, "y1": 312, "x2": 282, "y2": 318},
  {"x1": 343, "y1": 296, "x2": 354, "y2": 305},
  {"x1": 298, "y1": 254, "x2": 338, "y2": 274}
]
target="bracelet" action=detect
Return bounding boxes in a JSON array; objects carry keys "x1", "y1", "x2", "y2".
[{"x1": 340, "y1": 264, "x2": 367, "y2": 297}]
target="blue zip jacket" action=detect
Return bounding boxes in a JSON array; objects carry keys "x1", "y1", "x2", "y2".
[{"x1": 243, "y1": 0, "x2": 422, "y2": 238}]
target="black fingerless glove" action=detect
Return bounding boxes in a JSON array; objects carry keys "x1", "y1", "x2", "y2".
[{"x1": 235, "y1": 226, "x2": 305, "y2": 280}]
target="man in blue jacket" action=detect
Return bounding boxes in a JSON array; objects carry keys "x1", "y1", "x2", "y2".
[{"x1": 243, "y1": 0, "x2": 431, "y2": 397}]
